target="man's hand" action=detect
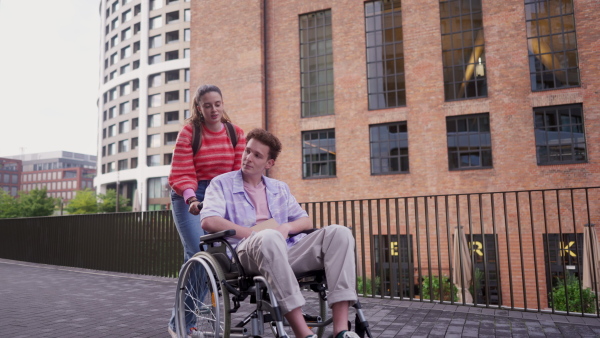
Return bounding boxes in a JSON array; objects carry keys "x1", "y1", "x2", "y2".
[
  {"x1": 188, "y1": 201, "x2": 201, "y2": 215},
  {"x1": 276, "y1": 223, "x2": 292, "y2": 239}
]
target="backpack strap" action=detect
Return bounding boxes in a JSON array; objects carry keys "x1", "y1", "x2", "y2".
[
  {"x1": 192, "y1": 122, "x2": 237, "y2": 157},
  {"x1": 192, "y1": 124, "x2": 202, "y2": 157},
  {"x1": 224, "y1": 122, "x2": 238, "y2": 149}
]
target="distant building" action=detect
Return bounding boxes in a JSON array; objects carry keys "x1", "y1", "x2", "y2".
[
  {"x1": 6, "y1": 151, "x2": 96, "y2": 203},
  {"x1": 0, "y1": 158, "x2": 22, "y2": 197},
  {"x1": 95, "y1": 0, "x2": 191, "y2": 211}
]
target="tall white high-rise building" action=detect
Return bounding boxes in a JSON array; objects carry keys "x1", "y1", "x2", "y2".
[{"x1": 95, "y1": 0, "x2": 191, "y2": 211}]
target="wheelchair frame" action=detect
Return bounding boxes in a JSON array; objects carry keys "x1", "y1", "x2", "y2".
[{"x1": 175, "y1": 229, "x2": 373, "y2": 338}]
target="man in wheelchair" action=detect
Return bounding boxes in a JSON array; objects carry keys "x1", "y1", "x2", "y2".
[{"x1": 199, "y1": 128, "x2": 362, "y2": 338}]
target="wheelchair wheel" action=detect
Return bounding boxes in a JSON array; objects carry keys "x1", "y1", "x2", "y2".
[{"x1": 175, "y1": 252, "x2": 231, "y2": 338}]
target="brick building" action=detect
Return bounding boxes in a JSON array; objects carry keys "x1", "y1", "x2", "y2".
[
  {"x1": 7, "y1": 151, "x2": 96, "y2": 203},
  {"x1": 0, "y1": 158, "x2": 22, "y2": 197},
  {"x1": 190, "y1": 0, "x2": 600, "y2": 310}
]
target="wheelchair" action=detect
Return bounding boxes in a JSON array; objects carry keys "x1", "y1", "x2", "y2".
[{"x1": 174, "y1": 228, "x2": 373, "y2": 338}]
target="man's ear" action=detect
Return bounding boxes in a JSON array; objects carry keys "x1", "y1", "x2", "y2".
[{"x1": 265, "y1": 158, "x2": 275, "y2": 170}]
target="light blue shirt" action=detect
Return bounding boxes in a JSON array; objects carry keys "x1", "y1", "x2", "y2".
[{"x1": 200, "y1": 170, "x2": 308, "y2": 248}]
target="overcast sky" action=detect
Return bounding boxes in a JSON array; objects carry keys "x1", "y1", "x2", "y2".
[{"x1": 0, "y1": 0, "x2": 100, "y2": 157}]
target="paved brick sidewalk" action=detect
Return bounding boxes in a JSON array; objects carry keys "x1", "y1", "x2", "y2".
[{"x1": 2, "y1": 258, "x2": 600, "y2": 337}]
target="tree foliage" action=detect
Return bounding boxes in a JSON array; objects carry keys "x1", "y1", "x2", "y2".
[
  {"x1": 421, "y1": 275, "x2": 459, "y2": 301},
  {"x1": 0, "y1": 188, "x2": 56, "y2": 218},
  {"x1": 97, "y1": 189, "x2": 131, "y2": 213},
  {"x1": 0, "y1": 190, "x2": 21, "y2": 218},
  {"x1": 66, "y1": 189, "x2": 98, "y2": 214}
]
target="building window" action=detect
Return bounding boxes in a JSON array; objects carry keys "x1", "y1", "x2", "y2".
[
  {"x1": 184, "y1": 28, "x2": 190, "y2": 41},
  {"x1": 134, "y1": 4, "x2": 141, "y2": 15},
  {"x1": 166, "y1": 70, "x2": 179, "y2": 83},
  {"x1": 111, "y1": 34, "x2": 119, "y2": 47},
  {"x1": 166, "y1": 30, "x2": 179, "y2": 44},
  {"x1": 165, "y1": 111, "x2": 179, "y2": 124},
  {"x1": 107, "y1": 162, "x2": 115, "y2": 173},
  {"x1": 121, "y1": 45, "x2": 132, "y2": 59},
  {"x1": 132, "y1": 99, "x2": 139, "y2": 111},
  {"x1": 148, "y1": 114, "x2": 161, "y2": 127},
  {"x1": 164, "y1": 132, "x2": 178, "y2": 146},
  {"x1": 165, "y1": 50, "x2": 179, "y2": 61},
  {"x1": 369, "y1": 122, "x2": 409, "y2": 174},
  {"x1": 108, "y1": 106, "x2": 117, "y2": 119},
  {"x1": 440, "y1": 0, "x2": 487, "y2": 101},
  {"x1": 184, "y1": 109, "x2": 190, "y2": 119},
  {"x1": 185, "y1": 68, "x2": 190, "y2": 82},
  {"x1": 111, "y1": 17, "x2": 119, "y2": 30},
  {"x1": 148, "y1": 134, "x2": 161, "y2": 148},
  {"x1": 184, "y1": 9, "x2": 190, "y2": 22},
  {"x1": 133, "y1": 22, "x2": 141, "y2": 34},
  {"x1": 131, "y1": 157, "x2": 138, "y2": 169},
  {"x1": 110, "y1": 52, "x2": 118, "y2": 65},
  {"x1": 133, "y1": 41, "x2": 140, "y2": 53},
  {"x1": 446, "y1": 113, "x2": 492, "y2": 170},
  {"x1": 118, "y1": 159, "x2": 128, "y2": 171},
  {"x1": 150, "y1": 0, "x2": 162, "y2": 10},
  {"x1": 534, "y1": 104, "x2": 586, "y2": 165},
  {"x1": 167, "y1": 0, "x2": 179, "y2": 4},
  {"x1": 120, "y1": 82, "x2": 131, "y2": 96},
  {"x1": 149, "y1": 54, "x2": 161, "y2": 65},
  {"x1": 119, "y1": 101, "x2": 130, "y2": 115},
  {"x1": 147, "y1": 155, "x2": 161, "y2": 167},
  {"x1": 164, "y1": 153, "x2": 173, "y2": 165},
  {"x1": 148, "y1": 177, "x2": 169, "y2": 199},
  {"x1": 166, "y1": 10, "x2": 179, "y2": 24},
  {"x1": 302, "y1": 129, "x2": 336, "y2": 178},
  {"x1": 148, "y1": 94, "x2": 161, "y2": 107},
  {"x1": 122, "y1": 9, "x2": 132, "y2": 23},
  {"x1": 108, "y1": 124, "x2": 116, "y2": 137},
  {"x1": 183, "y1": 48, "x2": 190, "y2": 59},
  {"x1": 526, "y1": 0, "x2": 580, "y2": 91},
  {"x1": 132, "y1": 137, "x2": 138, "y2": 149},
  {"x1": 165, "y1": 90, "x2": 179, "y2": 104},
  {"x1": 121, "y1": 27, "x2": 132, "y2": 41},
  {"x1": 299, "y1": 10, "x2": 334, "y2": 118},
  {"x1": 108, "y1": 143, "x2": 116, "y2": 155},
  {"x1": 119, "y1": 120, "x2": 130, "y2": 134},
  {"x1": 364, "y1": 0, "x2": 406, "y2": 109},
  {"x1": 149, "y1": 73, "x2": 162, "y2": 87},
  {"x1": 149, "y1": 34, "x2": 162, "y2": 48},
  {"x1": 120, "y1": 64, "x2": 130, "y2": 74},
  {"x1": 111, "y1": 0, "x2": 120, "y2": 13},
  {"x1": 184, "y1": 89, "x2": 190, "y2": 102},
  {"x1": 133, "y1": 60, "x2": 140, "y2": 69},
  {"x1": 132, "y1": 117, "x2": 139, "y2": 129},
  {"x1": 118, "y1": 139, "x2": 129, "y2": 153},
  {"x1": 109, "y1": 70, "x2": 117, "y2": 80},
  {"x1": 150, "y1": 15, "x2": 163, "y2": 29}
]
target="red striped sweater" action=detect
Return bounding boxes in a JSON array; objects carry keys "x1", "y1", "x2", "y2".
[{"x1": 168, "y1": 123, "x2": 246, "y2": 196}]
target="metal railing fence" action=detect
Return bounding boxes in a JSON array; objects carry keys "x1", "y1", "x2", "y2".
[{"x1": 1, "y1": 187, "x2": 600, "y2": 316}]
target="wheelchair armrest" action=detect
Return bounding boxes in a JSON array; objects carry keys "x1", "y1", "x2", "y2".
[{"x1": 200, "y1": 229, "x2": 236, "y2": 243}]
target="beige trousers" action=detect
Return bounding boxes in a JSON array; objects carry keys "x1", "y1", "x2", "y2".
[{"x1": 236, "y1": 224, "x2": 357, "y2": 314}]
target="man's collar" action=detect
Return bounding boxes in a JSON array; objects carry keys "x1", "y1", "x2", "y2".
[{"x1": 233, "y1": 170, "x2": 278, "y2": 195}]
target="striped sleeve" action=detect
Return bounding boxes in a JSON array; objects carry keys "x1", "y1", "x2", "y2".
[{"x1": 168, "y1": 124, "x2": 198, "y2": 196}]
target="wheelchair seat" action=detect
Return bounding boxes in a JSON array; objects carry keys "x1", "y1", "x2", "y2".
[{"x1": 173, "y1": 228, "x2": 372, "y2": 338}]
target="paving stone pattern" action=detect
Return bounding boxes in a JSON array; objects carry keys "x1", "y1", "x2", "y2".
[{"x1": 2, "y1": 259, "x2": 600, "y2": 337}]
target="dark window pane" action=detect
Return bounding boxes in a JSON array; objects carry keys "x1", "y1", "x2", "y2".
[{"x1": 446, "y1": 113, "x2": 492, "y2": 170}]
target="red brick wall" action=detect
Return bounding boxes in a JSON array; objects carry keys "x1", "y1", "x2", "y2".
[
  {"x1": 191, "y1": 0, "x2": 600, "y2": 309},
  {"x1": 191, "y1": 0, "x2": 600, "y2": 203}
]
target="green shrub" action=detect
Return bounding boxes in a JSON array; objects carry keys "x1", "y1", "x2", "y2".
[
  {"x1": 421, "y1": 275, "x2": 458, "y2": 301},
  {"x1": 356, "y1": 276, "x2": 381, "y2": 296},
  {"x1": 469, "y1": 268, "x2": 485, "y2": 300},
  {"x1": 549, "y1": 274, "x2": 597, "y2": 314}
]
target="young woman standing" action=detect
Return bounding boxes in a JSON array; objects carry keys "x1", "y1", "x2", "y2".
[{"x1": 167, "y1": 84, "x2": 245, "y2": 337}]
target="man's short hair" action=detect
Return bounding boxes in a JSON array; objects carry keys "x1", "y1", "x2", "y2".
[{"x1": 246, "y1": 128, "x2": 282, "y2": 161}]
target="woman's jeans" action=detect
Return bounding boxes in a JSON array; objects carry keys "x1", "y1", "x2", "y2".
[{"x1": 168, "y1": 180, "x2": 210, "y2": 332}]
